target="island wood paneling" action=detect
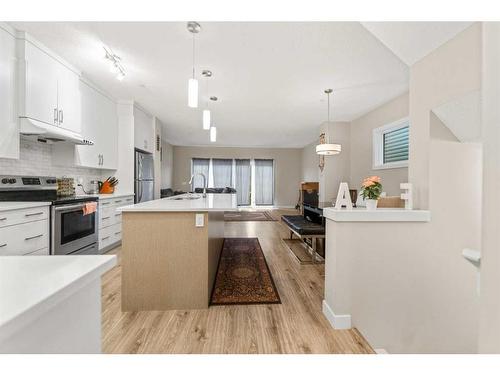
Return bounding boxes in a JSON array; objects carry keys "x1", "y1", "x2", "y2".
[{"x1": 121, "y1": 211, "x2": 224, "y2": 311}]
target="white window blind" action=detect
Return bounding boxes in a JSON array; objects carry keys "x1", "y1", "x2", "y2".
[
  {"x1": 235, "y1": 159, "x2": 251, "y2": 206},
  {"x1": 191, "y1": 158, "x2": 209, "y2": 189},
  {"x1": 212, "y1": 159, "x2": 233, "y2": 188},
  {"x1": 254, "y1": 159, "x2": 274, "y2": 206}
]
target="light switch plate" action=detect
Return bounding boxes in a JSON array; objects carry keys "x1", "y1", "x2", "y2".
[{"x1": 195, "y1": 213, "x2": 204, "y2": 227}]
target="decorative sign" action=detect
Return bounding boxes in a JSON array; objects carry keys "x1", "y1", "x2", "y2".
[
  {"x1": 319, "y1": 133, "x2": 326, "y2": 172},
  {"x1": 400, "y1": 183, "x2": 413, "y2": 210},
  {"x1": 335, "y1": 182, "x2": 353, "y2": 210}
]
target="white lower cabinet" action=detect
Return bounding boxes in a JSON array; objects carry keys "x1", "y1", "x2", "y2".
[
  {"x1": 0, "y1": 206, "x2": 49, "y2": 256},
  {"x1": 98, "y1": 195, "x2": 133, "y2": 253}
]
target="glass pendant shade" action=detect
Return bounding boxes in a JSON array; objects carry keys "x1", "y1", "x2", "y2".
[
  {"x1": 203, "y1": 109, "x2": 211, "y2": 130},
  {"x1": 316, "y1": 143, "x2": 341, "y2": 155},
  {"x1": 210, "y1": 126, "x2": 217, "y2": 142},
  {"x1": 188, "y1": 78, "x2": 198, "y2": 108}
]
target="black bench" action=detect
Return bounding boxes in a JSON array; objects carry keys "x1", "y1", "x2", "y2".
[{"x1": 281, "y1": 215, "x2": 325, "y2": 264}]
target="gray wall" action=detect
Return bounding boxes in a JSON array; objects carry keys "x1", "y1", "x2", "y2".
[
  {"x1": 161, "y1": 139, "x2": 174, "y2": 189},
  {"x1": 172, "y1": 146, "x2": 302, "y2": 207},
  {"x1": 301, "y1": 141, "x2": 319, "y2": 182}
]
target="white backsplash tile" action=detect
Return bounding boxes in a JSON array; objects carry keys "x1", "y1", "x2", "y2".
[{"x1": 0, "y1": 138, "x2": 113, "y2": 194}]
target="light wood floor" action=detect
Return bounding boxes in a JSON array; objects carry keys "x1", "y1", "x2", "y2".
[{"x1": 101, "y1": 209, "x2": 374, "y2": 354}]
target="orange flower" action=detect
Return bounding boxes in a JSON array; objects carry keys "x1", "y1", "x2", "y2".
[
  {"x1": 368, "y1": 176, "x2": 381, "y2": 183},
  {"x1": 362, "y1": 180, "x2": 374, "y2": 188}
]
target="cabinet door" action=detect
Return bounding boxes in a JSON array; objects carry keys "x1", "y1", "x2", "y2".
[
  {"x1": 99, "y1": 93, "x2": 118, "y2": 169},
  {"x1": 24, "y1": 42, "x2": 58, "y2": 126},
  {"x1": 134, "y1": 106, "x2": 154, "y2": 152},
  {"x1": 0, "y1": 27, "x2": 18, "y2": 159},
  {"x1": 74, "y1": 81, "x2": 100, "y2": 168},
  {"x1": 57, "y1": 64, "x2": 81, "y2": 134}
]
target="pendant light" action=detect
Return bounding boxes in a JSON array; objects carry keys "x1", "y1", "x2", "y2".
[
  {"x1": 202, "y1": 70, "x2": 212, "y2": 130},
  {"x1": 187, "y1": 22, "x2": 201, "y2": 108},
  {"x1": 316, "y1": 89, "x2": 342, "y2": 155},
  {"x1": 210, "y1": 126, "x2": 217, "y2": 142}
]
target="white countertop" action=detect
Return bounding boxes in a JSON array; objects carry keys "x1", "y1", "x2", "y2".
[
  {"x1": 323, "y1": 207, "x2": 431, "y2": 222},
  {"x1": 0, "y1": 201, "x2": 51, "y2": 212},
  {"x1": 119, "y1": 193, "x2": 238, "y2": 212},
  {"x1": 0, "y1": 255, "x2": 116, "y2": 342}
]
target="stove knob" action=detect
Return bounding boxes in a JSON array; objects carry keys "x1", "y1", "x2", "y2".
[
  {"x1": 1, "y1": 178, "x2": 8, "y2": 184},
  {"x1": 8, "y1": 178, "x2": 16, "y2": 184}
]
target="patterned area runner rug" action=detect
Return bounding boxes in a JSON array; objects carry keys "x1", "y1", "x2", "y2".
[
  {"x1": 210, "y1": 238, "x2": 281, "y2": 305},
  {"x1": 224, "y1": 211, "x2": 276, "y2": 221}
]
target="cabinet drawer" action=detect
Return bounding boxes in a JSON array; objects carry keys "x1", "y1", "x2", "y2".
[
  {"x1": 111, "y1": 223, "x2": 122, "y2": 242},
  {"x1": 0, "y1": 206, "x2": 49, "y2": 228},
  {"x1": 123, "y1": 196, "x2": 134, "y2": 205},
  {"x1": 113, "y1": 210, "x2": 122, "y2": 224},
  {"x1": 99, "y1": 199, "x2": 114, "y2": 208},
  {"x1": 99, "y1": 225, "x2": 114, "y2": 249},
  {"x1": 99, "y1": 206, "x2": 115, "y2": 228},
  {"x1": 27, "y1": 247, "x2": 49, "y2": 256},
  {"x1": 0, "y1": 219, "x2": 49, "y2": 255}
]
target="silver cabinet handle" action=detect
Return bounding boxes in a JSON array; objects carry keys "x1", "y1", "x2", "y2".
[
  {"x1": 102, "y1": 202, "x2": 111, "y2": 206},
  {"x1": 115, "y1": 200, "x2": 122, "y2": 203},
  {"x1": 25, "y1": 212, "x2": 44, "y2": 217},
  {"x1": 115, "y1": 213, "x2": 121, "y2": 216},
  {"x1": 102, "y1": 236, "x2": 110, "y2": 240},
  {"x1": 54, "y1": 108, "x2": 58, "y2": 124},
  {"x1": 0, "y1": 243, "x2": 7, "y2": 248},
  {"x1": 102, "y1": 216, "x2": 111, "y2": 220},
  {"x1": 114, "y1": 231, "x2": 121, "y2": 235},
  {"x1": 59, "y1": 110, "x2": 63, "y2": 124},
  {"x1": 25, "y1": 234, "x2": 43, "y2": 241},
  {"x1": 0, "y1": 217, "x2": 6, "y2": 221}
]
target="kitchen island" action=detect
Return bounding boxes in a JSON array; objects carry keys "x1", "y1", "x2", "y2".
[
  {"x1": 119, "y1": 193, "x2": 237, "y2": 311},
  {"x1": 0, "y1": 255, "x2": 116, "y2": 353}
]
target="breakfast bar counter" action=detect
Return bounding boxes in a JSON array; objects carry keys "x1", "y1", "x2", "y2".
[{"x1": 119, "y1": 193, "x2": 237, "y2": 311}]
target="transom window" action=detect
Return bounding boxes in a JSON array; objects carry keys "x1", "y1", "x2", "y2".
[{"x1": 373, "y1": 118, "x2": 409, "y2": 169}]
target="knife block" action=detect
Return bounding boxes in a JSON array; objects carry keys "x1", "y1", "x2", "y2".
[{"x1": 99, "y1": 181, "x2": 115, "y2": 194}]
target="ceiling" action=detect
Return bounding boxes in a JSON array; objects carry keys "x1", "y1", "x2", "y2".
[
  {"x1": 361, "y1": 22, "x2": 473, "y2": 66},
  {"x1": 9, "y1": 22, "x2": 413, "y2": 148}
]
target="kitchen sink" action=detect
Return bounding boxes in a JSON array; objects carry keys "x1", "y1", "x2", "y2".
[{"x1": 171, "y1": 195, "x2": 202, "y2": 200}]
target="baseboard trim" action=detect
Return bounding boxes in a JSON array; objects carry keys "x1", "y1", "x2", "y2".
[{"x1": 322, "y1": 300, "x2": 352, "y2": 329}]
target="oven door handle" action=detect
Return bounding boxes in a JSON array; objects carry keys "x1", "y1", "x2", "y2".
[{"x1": 53, "y1": 203, "x2": 87, "y2": 211}]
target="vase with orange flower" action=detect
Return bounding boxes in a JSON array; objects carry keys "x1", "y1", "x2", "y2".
[{"x1": 361, "y1": 176, "x2": 382, "y2": 210}]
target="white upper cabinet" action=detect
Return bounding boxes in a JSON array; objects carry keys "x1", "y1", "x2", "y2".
[
  {"x1": 134, "y1": 106, "x2": 154, "y2": 153},
  {"x1": 17, "y1": 33, "x2": 81, "y2": 134},
  {"x1": 0, "y1": 24, "x2": 19, "y2": 159},
  {"x1": 53, "y1": 80, "x2": 118, "y2": 170}
]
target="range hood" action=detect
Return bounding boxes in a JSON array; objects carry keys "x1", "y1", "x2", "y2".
[{"x1": 19, "y1": 117, "x2": 94, "y2": 145}]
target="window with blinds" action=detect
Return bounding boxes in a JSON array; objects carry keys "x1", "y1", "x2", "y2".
[
  {"x1": 373, "y1": 118, "x2": 409, "y2": 169},
  {"x1": 383, "y1": 125, "x2": 409, "y2": 164}
]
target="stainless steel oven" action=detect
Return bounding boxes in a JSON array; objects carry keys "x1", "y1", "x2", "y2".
[{"x1": 51, "y1": 201, "x2": 99, "y2": 255}]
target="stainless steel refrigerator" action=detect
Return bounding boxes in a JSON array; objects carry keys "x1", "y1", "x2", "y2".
[{"x1": 134, "y1": 150, "x2": 154, "y2": 203}]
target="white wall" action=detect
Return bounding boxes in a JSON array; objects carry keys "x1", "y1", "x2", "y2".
[
  {"x1": 318, "y1": 122, "x2": 351, "y2": 202},
  {"x1": 161, "y1": 139, "x2": 174, "y2": 189},
  {"x1": 325, "y1": 140, "x2": 482, "y2": 353},
  {"x1": 350, "y1": 93, "x2": 409, "y2": 196},
  {"x1": 409, "y1": 23, "x2": 482, "y2": 209},
  {"x1": 478, "y1": 22, "x2": 500, "y2": 353},
  {"x1": 172, "y1": 146, "x2": 302, "y2": 207}
]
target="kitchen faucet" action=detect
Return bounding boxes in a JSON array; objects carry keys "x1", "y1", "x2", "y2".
[{"x1": 188, "y1": 173, "x2": 207, "y2": 198}]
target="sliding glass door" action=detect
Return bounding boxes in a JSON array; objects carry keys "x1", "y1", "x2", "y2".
[
  {"x1": 235, "y1": 159, "x2": 251, "y2": 206},
  {"x1": 190, "y1": 157, "x2": 274, "y2": 206},
  {"x1": 254, "y1": 159, "x2": 274, "y2": 206}
]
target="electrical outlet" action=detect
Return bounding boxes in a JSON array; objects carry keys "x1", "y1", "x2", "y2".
[{"x1": 195, "y1": 213, "x2": 204, "y2": 227}]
